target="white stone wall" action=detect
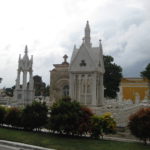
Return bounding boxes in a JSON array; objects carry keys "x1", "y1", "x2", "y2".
[{"x1": 90, "y1": 99, "x2": 150, "y2": 127}]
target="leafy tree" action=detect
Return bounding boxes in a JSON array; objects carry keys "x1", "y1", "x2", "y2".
[
  {"x1": 141, "y1": 63, "x2": 150, "y2": 99},
  {"x1": 0, "y1": 106, "x2": 6, "y2": 126},
  {"x1": 78, "y1": 106, "x2": 93, "y2": 135},
  {"x1": 48, "y1": 97, "x2": 93, "y2": 136},
  {"x1": 90, "y1": 113, "x2": 116, "y2": 139},
  {"x1": 44, "y1": 85, "x2": 50, "y2": 96},
  {"x1": 90, "y1": 115, "x2": 104, "y2": 139},
  {"x1": 33, "y1": 75, "x2": 46, "y2": 96},
  {"x1": 0, "y1": 78, "x2": 2, "y2": 83},
  {"x1": 128, "y1": 108, "x2": 150, "y2": 144},
  {"x1": 5, "y1": 107, "x2": 22, "y2": 127},
  {"x1": 21, "y1": 101, "x2": 48, "y2": 131},
  {"x1": 49, "y1": 99, "x2": 81, "y2": 135},
  {"x1": 100, "y1": 112, "x2": 116, "y2": 134},
  {"x1": 4, "y1": 86, "x2": 15, "y2": 97},
  {"x1": 104, "y1": 55, "x2": 122, "y2": 98}
]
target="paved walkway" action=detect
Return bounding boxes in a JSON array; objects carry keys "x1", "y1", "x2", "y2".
[
  {"x1": 0, "y1": 140, "x2": 55, "y2": 150},
  {"x1": 104, "y1": 136, "x2": 140, "y2": 143},
  {"x1": 104, "y1": 136, "x2": 150, "y2": 144}
]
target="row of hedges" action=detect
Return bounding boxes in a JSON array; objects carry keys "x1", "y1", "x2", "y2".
[
  {"x1": 0, "y1": 98, "x2": 117, "y2": 138},
  {"x1": 0, "y1": 101, "x2": 48, "y2": 131},
  {"x1": 47, "y1": 97, "x2": 116, "y2": 138}
]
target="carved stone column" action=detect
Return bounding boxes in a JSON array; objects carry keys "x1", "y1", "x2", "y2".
[
  {"x1": 23, "y1": 71, "x2": 27, "y2": 90},
  {"x1": 16, "y1": 70, "x2": 20, "y2": 89},
  {"x1": 92, "y1": 73, "x2": 97, "y2": 106},
  {"x1": 99, "y1": 74, "x2": 104, "y2": 106},
  {"x1": 78, "y1": 74, "x2": 81, "y2": 102}
]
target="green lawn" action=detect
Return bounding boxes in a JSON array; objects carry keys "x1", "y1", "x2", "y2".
[{"x1": 0, "y1": 127, "x2": 149, "y2": 150}]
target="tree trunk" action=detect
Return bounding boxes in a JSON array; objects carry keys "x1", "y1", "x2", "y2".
[{"x1": 144, "y1": 139, "x2": 147, "y2": 145}]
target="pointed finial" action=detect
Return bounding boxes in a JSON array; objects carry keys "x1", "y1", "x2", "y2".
[
  {"x1": 85, "y1": 20, "x2": 90, "y2": 29},
  {"x1": 99, "y1": 39, "x2": 103, "y2": 52},
  {"x1": 25, "y1": 45, "x2": 28, "y2": 54},
  {"x1": 84, "y1": 20, "x2": 91, "y2": 47},
  {"x1": 99, "y1": 39, "x2": 102, "y2": 45}
]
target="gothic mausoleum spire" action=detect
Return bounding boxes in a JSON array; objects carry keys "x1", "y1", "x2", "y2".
[
  {"x1": 25, "y1": 45, "x2": 28, "y2": 54},
  {"x1": 84, "y1": 20, "x2": 91, "y2": 48},
  {"x1": 99, "y1": 39, "x2": 102, "y2": 49}
]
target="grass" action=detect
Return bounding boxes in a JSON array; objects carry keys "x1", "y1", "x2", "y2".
[{"x1": 0, "y1": 127, "x2": 150, "y2": 150}]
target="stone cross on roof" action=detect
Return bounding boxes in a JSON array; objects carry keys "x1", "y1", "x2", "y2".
[{"x1": 63, "y1": 54, "x2": 68, "y2": 63}]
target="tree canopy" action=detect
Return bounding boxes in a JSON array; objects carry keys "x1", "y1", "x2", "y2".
[
  {"x1": 141, "y1": 63, "x2": 150, "y2": 99},
  {"x1": 103, "y1": 55, "x2": 122, "y2": 98},
  {"x1": 128, "y1": 108, "x2": 150, "y2": 144},
  {"x1": 33, "y1": 75, "x2": 49, "y2": 96},
  {"x1": 141, "y1": 63, "x2": 150, "y2": 80},
  {"x1": 0, "y1": 78, "x2": 2, "y2": 83},
  {"x1": 48, "y1": 97, "x2": 116, "y2": 137}
]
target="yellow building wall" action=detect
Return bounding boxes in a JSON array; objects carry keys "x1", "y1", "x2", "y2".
[
  {"x1": 121, "y1": 78, "x2": 149, "y2": 102},
  {"x1": 122, "y1": 87, "x2": 148, "y2": 102}
]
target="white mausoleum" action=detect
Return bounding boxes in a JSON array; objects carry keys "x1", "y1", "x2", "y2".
[
  {"x1": 69, "y1": 21, "x2": 105, "y2": 106},
  {"x1": 13, "y1": 46, "x2": 34, "y2": 106}
]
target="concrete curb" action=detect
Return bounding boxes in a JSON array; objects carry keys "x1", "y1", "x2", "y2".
[
  {"x1": 104, "y1": 136, "x2": 150, "y2": 144},
  {"x1": 0, "y1": 140, "x2": 55, "y2": 150},
  {"x1": 104, "y1": 136, "x2": 139, "y2": 143}
]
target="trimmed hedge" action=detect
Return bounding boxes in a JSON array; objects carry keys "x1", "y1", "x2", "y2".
[
  {"x1": 0, "y1": 101, "x2": 48, "y2": 131},
  {"x1": 0, "y1": 98, "x2": 116, "y2": 138},
  {"x1": 0, "y1": 105, "x2": 6, "y2": 125},
  {"x1": 48, "y1": 98, "x2": 116, "y2": 138}
]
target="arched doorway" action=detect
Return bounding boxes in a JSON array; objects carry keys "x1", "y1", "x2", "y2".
[{"x1": 63, "y1": 85, "x2": 69, "y2": 96}]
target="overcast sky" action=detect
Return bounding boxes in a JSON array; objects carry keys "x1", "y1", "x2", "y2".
[{"x1": 0, "y1": 0, "x2": 150, "y2": 88}]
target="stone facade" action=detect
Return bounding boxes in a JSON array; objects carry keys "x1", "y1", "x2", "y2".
[
  {"x1": 13, "y1": 46, "x2": 34, "y2": 106},
  {"x1": 49, "y1": 21, "x2": 150, "y2": 127},
  {"x1": 50, "y1": 55, "x2": 69, "y2": 103},
  {"x1": 50, "y1": 22, "x2": 105, "y2": 107},
  {"x1": 69, "y1": 21, "x2": 105, "y2": 106}
]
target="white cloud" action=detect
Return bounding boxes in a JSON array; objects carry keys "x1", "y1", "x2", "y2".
[{"x1": 0, "y1": 0, "x2": 149, "y2": 88}]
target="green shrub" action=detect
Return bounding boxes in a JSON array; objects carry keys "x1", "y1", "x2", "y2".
[
  {"x1": 48, "y1": 98, "x2": 93, "y2": 136},
  {"x1": 21, "y1": 101, "x2": 48, "y2": 131},
  {"x1": 5, "y1": 107, "x2": 22, "y2": 127},
  {"x1": 128, "y1": 107, "x2": 150, "y2": 144},
  {"x1": 101, "y1": 112, "x2": 116, "y2": 134},
  {"x1": 90, "y1": 115, "x2": 103, "y2": 138},
  {"x1": 90, "y1": 112, "x2": 116, "y2": 139},
  {"x1": 49, "y1": 99, "x2": 81, "y2": 135},
  {"x1": 78, "y1": 106, "x2": 93, "y2": 135},
  {"x1": 0, "y1": 105, "x2": 6, "y2": 126}
]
